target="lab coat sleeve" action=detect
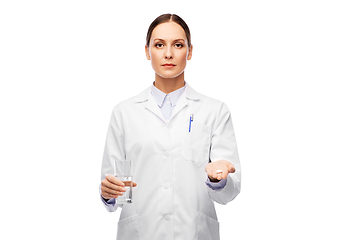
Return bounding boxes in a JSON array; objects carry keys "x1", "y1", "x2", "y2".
[
  {"x1": 100, "y1": 107, "x2": 125, "y2": 212},
  {"x1": 208, "y1": 103, "x2": 241, "y2": 205}
]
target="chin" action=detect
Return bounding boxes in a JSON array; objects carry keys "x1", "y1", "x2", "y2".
[{"x1": 156, "y1": 70, "x2": 185, "y2": 79}]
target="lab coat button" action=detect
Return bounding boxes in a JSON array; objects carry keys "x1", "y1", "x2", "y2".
[
  {"x1": 162, "y1": 152, "x2": 170, "y2": 158},
  {"x1": 164, "y1": 214, "x2": 170, "y2": 220},
  {"x1": 163, "y1": 183, "x2": 170, "y2": 189}
]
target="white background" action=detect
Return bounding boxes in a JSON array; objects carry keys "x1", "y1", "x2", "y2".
[{"x1": 1, "y1": 0, "x2": 359, "y2": 239}]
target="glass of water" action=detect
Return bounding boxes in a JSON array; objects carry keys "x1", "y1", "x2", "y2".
[{"x1": 114, "y1": 159, "x2": 133, "y2": 204}]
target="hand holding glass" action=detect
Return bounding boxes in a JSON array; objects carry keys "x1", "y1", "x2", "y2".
[{"x1": 114, "y1": 160, "x2": 133, "y2": 204}]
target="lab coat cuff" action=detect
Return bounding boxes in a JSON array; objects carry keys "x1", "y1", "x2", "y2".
[
  {"x1": 205, "y1": 178, "x2": 227, "y2": 191},
  {"x1": 102, "y1": 197, "x2": 116, "y2": 206}
]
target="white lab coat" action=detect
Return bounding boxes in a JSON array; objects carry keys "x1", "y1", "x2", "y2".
[{"x1": 100, "y1": 84, "x2": 241, "y2": 240}]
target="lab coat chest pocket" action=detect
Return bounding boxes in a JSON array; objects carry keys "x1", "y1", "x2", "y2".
[
  {"x1": 116, "y1": 214, "x2": 140, "y2": 240},
  {"x1": 182, "y1": 120, "x2": 211, "y2": 164}
]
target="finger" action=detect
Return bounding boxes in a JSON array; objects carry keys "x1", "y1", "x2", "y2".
[
  {"x1": 204, "y1": 167, "x2": 214, "y2": 179},
  {"x1": 213, "y1": 170, "x2": 219, "y2": 180},
  {"x1": 101, "y1": 186, "x2": 123, "y2": 199},
  {"x1": 206, "y1": 168, "x2": 216, "y2": 181},
  {"x1": 106, "y1": 175, "x2": 125, "y2": 187},
  {"x1": 213, "y1": 168, "x2": 225, "y2": 180},
  {"x1": 102, "y1": 178, "x2": 125, "y2": 192},
  {"x1": 102, "y1": 187, "x2": 124, "y2": 198},
  {"x1": 102, "y1": 192, "x2": 122, "y2": 199},
  {"x1": 209, "y1": 168, "x2": 217, "y2": 180},
  {"x1": 132, "y1": 182, "x2": 138, "y2": 187},
  {"x1": 206, "y1": 170, "x2": 216, "y2": 181},
  {"x1": 228, "y1": 166, "x2": 235, "y2": 173},
  {"x1": 216, "y1": 170, "x2": 222, "y2": 180},
  {"x1": 227, "y1": 163, "x2": 236, "y2": 173},
  {"x1": 205, "y1": 163, "x2": 219, "y2": 181},
  {"x1": 101, "y1": 185, "x2": 125, "y2": 196},
  {"x1": 220, "y1": 169, "x2": 228, "y2": 180}
]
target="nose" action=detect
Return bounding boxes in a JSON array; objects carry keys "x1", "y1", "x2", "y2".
[{"x1": 165, "y1": 47, "x2": 173, "y2": 59}]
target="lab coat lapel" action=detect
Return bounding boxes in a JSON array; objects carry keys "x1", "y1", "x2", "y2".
[
  {"x1": 145, "y1": 92, "x2": 166, "y2": 122},
  {"x1": 170, "y1": 93, "x2": 188, "y2": 121},
  {"x1": 169, "y1": 84, "x2": 201, "y2": 121},
  {"x1": 134, "y1": 86, "x2": 166, "y2": 122}
]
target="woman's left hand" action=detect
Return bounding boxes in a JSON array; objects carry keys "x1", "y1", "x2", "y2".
[{"x1": 205, "y1": 160, "x2": 236, "y2": 182}]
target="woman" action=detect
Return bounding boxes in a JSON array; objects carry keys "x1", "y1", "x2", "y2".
[{"x1": 100, "y1": 14, "x2": 241, "y2": 240}]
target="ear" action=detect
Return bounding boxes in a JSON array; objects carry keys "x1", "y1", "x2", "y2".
[
  {"x1": 145, "y1": 45, "x2": 151, "y2": 60},
  {"x1": 187, "y1": 44, "x2": 193, "y2": 60}
]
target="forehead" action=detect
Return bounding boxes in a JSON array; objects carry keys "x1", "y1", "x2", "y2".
[{"x1": 151, "y1": 21, "x2": 186, "y2": 41}]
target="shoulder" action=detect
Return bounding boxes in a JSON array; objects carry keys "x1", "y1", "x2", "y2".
[
  {"x1": 112, "y1": 86, "x2": 151, "y2": 111},
  {"x1": 187, "y1": 85, "x2": 230, "y2": 113}
]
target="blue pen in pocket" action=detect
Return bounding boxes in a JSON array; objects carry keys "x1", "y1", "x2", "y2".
[{"x1": 189, "y1": 114, "x2": 193, "y2": 132}]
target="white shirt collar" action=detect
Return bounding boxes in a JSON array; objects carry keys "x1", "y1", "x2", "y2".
[{"x1": 151, "y1": 82, "x2": 186, "y2": 107}]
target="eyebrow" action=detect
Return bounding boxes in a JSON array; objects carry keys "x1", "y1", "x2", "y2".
[{"x1": 153, "y1": 38, "x2": 185, "y2": 42}]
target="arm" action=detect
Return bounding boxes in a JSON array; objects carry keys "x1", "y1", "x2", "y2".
[
  {"x1": 206, "y1": 103, "x2": 241, "y2": 205},
  {"x1": 100, "y1": 107, "x2": 126, "y2": 212}
]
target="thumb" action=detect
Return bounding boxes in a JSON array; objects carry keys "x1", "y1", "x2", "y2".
[{"x1": 228, "y1": 163, "x2": 236, "y2": 173}]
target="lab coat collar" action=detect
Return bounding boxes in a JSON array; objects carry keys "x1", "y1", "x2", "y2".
[
  {"x1": 184, "y1": 84, "x2": 201, "y2": 101},
  {"x1": 133, "y1": 83, "x2": 201, "y2": 103}
]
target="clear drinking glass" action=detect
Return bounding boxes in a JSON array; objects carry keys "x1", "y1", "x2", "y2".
[{"x1": 114, "y1": 159, "x2": 133, "y2": 204}]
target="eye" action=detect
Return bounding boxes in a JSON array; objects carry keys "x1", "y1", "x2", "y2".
[
  {"x1": 174, "y1": 43, "x2": 183, "y2": 48},
  {"x1": 155, "y1": 43, "x2": 164, "y2": 48}
]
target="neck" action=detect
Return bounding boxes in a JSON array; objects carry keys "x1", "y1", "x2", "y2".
[{"x1": 154, "y1": 72, "x2": 185, "y2": 94}]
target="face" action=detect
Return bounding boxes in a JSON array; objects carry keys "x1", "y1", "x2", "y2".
[{"x1": 145, "y1": 21, "x2": 193, "y2": 79}]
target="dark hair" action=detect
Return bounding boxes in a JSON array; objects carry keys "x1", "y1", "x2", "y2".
[{"x1": 146, "y1": 14, "x2": 191, "y2": 48}]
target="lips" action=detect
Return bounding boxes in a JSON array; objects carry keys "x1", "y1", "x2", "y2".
[{"x1": 162, "y1": 63, "x2": 175, "y2": 68}]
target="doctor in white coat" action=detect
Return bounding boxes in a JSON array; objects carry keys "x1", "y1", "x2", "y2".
[{"x1": 100, "y1": 14, "x2": 241, "y2": 240}]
